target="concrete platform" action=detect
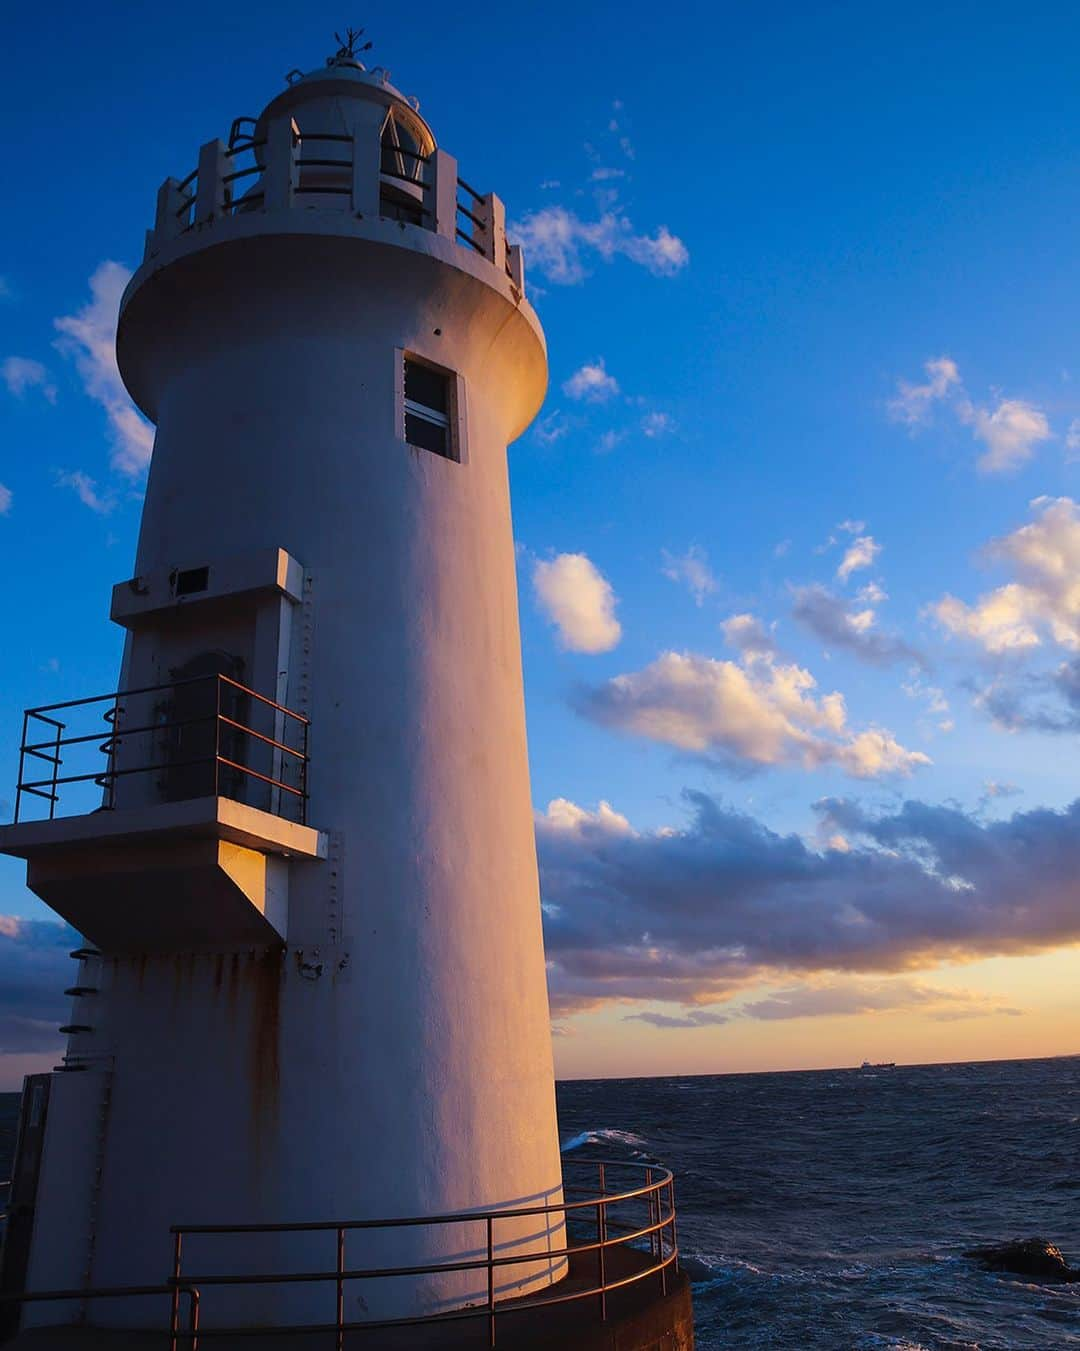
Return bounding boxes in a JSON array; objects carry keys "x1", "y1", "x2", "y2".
[
  {"x1": 3, "y1": 1250, "x2": 694, "y2": 1350},
  {"x1": 0, "y1": 796, "x2": 326, "y2": 952}
]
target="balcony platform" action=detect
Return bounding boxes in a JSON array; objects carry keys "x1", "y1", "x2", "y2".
[
  {"x1": 3, "y1": 1250, "x2": 693, "y2": 1350},
  {"x1": 0, "y1": 797, "x2": 326, "y2": 954}
]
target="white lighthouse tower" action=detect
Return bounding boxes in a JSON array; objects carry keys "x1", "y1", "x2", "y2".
[
  {"x1": 2, "y1": 35, "x2": 565, "y2": 1329},
  {"x1": 0, "y1": 36, "x2": 691, "y2": 1347}
]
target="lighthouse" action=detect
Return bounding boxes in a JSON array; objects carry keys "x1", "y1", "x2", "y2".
[{"x1": 0, "y1": 36, "x2": 690, "y2": 1347}]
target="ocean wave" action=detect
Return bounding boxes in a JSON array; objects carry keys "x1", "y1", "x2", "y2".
[
  {"x1": 555, "y1": 1057, "x2": 1080, "y2": 1349},
  {"x1": 559, "y1": 1127, "x2": 649, "y2": 1154}
]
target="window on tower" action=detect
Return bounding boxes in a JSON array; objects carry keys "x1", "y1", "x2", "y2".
[{"x1": 404, "y1": 357, "x2": 456, "y2": 460}]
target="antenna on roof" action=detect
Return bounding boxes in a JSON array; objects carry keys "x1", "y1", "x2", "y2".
[{"x1": 334, "y1": 27, "x2": 373, "y2": 60}]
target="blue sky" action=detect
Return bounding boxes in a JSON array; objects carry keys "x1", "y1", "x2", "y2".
[{"x1": 4, "y1": 2, "x2": 1080, "y2": 1081}]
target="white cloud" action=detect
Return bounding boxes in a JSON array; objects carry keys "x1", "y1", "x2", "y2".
[
  {"x1": 0, "y1": 483, "x2": 11, "y2": 516},
  {"x1": 54, "y1": 261, "x2": 153, "y2": 476},
  {"x1": 1066, "y1": 418, "x2": 1080, "y2": 461},
  {"x1": 55, "y1": 470, "x2": 114, "y2": 515},
  {"x1": 930, "y1": 497, "x2": 1080, "y2": 653},
  {"x1": 538, "y1": 797, "x2": 633, "y2": 839},
  {"x1": 721, "y1": 613, "x2": 779, "y2": 658},
  {"x1": 563, "y1": 360, "x2": 619, "y2": 402},
  {"x1": 533, "y1": 552, "x2": 622, "y2": 653},
  {"x1": 533, "y1": 411, "x2": 569, "y2": 445},
  {"x1": 902, "y1": 675, "x2": 952, "y2": 732},
  {"x1": 889, "y1": 356, "x2": 960, "y2": 425},
  {"x1": 510, "y1": 206, "x2": 689, "y2": 285},
  {"x1": 661, "y1": 545, "x2": 717, "y2": 605},
  {"x1": 578, "y1": 649, "x2": 929, "y2": 779},
  {"x1": 836, "y1": 534, "x2": 881, "y2": 583},
  {"x1": 537, "y1": 787, "x2": 1079, "y2": 1016},
  {"x1": 958, "y1": 396, "x2": 1050, "y2": 475},
  {"x1": 792, "y1": 584, "x2": 921, "y2": 667},
  {"x1": 740, "y1": 978, "x2": 1020, "y2": 1022},
  {"x1": 641, "y1": 411, "x2": 672, "y2": 438},
  {"x1": 596, "y1": 429, "x2": 624, "y2": 455},
  {"x1": 2, "y1": 356, "x2": 57, "y2": 403},
  {"x1": 932, "y1": 587, "x2": 1041, "y2": 653},
  {"x1": 624, "y1": 1007, "x2": 729, "y2": 1029},
  {"x1": 890, "y1": 356, "x2": 1050, "y2": 474}
]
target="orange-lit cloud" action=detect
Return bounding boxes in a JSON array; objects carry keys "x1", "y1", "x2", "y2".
[{"x1": 537, "y1": 790, "x2": 1080, "y2": 1023}]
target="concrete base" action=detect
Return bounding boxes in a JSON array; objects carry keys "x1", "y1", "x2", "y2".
[{"x1": 2, "y1": 1250, "x2": 694, "y2": 1350}]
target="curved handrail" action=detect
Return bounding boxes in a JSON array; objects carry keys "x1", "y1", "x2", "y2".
[
  {"x1": 0, "y1": 1161, "x2": 678, "y2": 1350},
  {"x1": 171, "y1": 1158, "x2": 673, "y2": 1234},
  {"x1": 164, "y1": 1158, "x2": 679, "y2": 1349},
  {"x1": 157, "y1": 127, "x2": 509, "y2": 278}
]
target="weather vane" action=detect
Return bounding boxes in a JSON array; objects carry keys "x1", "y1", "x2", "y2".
[{"x1": 334, "y1": 26, "x2": 373, "y2": 60}]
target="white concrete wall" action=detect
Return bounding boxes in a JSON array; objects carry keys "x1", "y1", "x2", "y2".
[{"x1": 26, "y1": 213, "x2": 564, "y2": 1328}]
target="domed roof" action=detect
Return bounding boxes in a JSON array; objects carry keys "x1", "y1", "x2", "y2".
[
  {"x1": 254, "y1": 33, "x2": 433, "y2": 148},
  {"x1": 285, "y1": 53, "x2": 410, "y2": 104}
]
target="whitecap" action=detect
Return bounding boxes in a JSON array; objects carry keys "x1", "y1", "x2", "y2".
[{"x1": 560, "y1": 1127, "x2": 649, "y2": 1154}]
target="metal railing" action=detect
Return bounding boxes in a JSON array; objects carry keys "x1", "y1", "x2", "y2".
[
  {"x1": 13, "y1": 674, "x2": 310, "y2": 826},
  {"x1": 164, "y1": 1158, "x2": 677, "y2": 1347},
  {"x1": 0, "y1": 1284, "x2": 201, "y2": 1350},
  {"x1": 151, "y1": 121, "x2": 526, "y2": 290},
  {"x1": 455, "y1": 175, "x2": 489, "y2": 255},
  {"x1": 0, "y1": 1160, "x2": 677, "y2": 1349}
]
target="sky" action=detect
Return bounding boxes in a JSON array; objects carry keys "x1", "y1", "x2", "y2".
[{"x1": 3, "y1": 1, "x2": 1080, "y2": 1088}]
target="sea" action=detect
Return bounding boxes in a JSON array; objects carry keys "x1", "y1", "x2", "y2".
[
  {"x1": 557, "y1": 1056, "x2": 1080, "y2": 1349},
  {"x1": 2, "y1": 1055, "x2": 1078, "y2": 1349}
]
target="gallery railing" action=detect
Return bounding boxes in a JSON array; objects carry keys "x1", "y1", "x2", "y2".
[
  {"x1": 12, "y1": 675, "x2": 309, "y2": 826},
  {"x1": 0, "y1": 1159, "x2": 678, "y2": 1350},
  {"x1": 149, "y1": 118, "x2": 526, "y2": 291}
]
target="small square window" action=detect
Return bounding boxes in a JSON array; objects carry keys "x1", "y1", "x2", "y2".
[{"x1": 404, "y1": 357, "x2": 456, "y2": 460}]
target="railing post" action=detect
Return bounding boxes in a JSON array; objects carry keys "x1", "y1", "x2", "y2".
[
  {"x1": 477, "y1": 192, "x2": 507, "y2": 271},
  {"x1": 655, "y1": 1171, "x2": 667, "y2": 1298},
  {"x1": 430, "y1": 149, "x2": 458, "y2": 240},
  {"x1": 214, "y1": 677, "x2": 222, "y2": 798},
  {"x1": 506, "y1": 242, "x2": 525, "y2": 292},
  {"x1": 49, "y1": 722, "x2": 62, "y2": 821},
  {"x1": 107, "y1": 692, "x2": 122, "y2": 810},
  {"x1": 188, "y1": 1286, "x2": 200, "y2": 1351},
  {"x1": 646, "y1": 1166, "x2": 656, "y2": 1261},
  {"x1": 15, "y1": 710, "x2": 28, "y2": 823},
  {"x1": 596, "y1": 1162, "x2": 607, "y2": 1322},
  {"x1": 336, "y1": 1227, "x2": 345, "y2": 1351},
  {"x1": 153, "y1": 177, "x2": 188, "y2": 248},
  {"x1": 351, "y1": 121, "x2": 382, "y2": 216},
  {"x1": 486, "y1": 1214, "x2": 496, "y2": 1349},
  {"x1": 195, "y1": 139, "x2": 229, "y2": 223},
  {"x1": 301, "y1": 718, "x2": 310, "y2": 826},
  {"x1": 169, "y1": 1232, "x2": 182, "y2": 1351},
  {"x1": 262, "y1": 117, "x2": 299, "y2": 210},
  {"x1": 669, "y1": 1179, "x2": 679, "y2": 1274}
]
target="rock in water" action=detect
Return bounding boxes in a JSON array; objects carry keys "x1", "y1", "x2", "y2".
[{"x1": 964, "y1": 1238, "x2": 1079, "y2": 1281}]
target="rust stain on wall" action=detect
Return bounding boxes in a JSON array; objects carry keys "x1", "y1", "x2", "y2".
[
  {"x1": 226, "y1": 951, "x2": 241, "y2": 1023},
  {"x1": 247, "y1": 947, "x2": 284, "y2": 1171}
]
